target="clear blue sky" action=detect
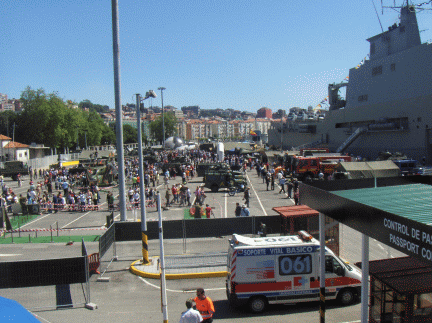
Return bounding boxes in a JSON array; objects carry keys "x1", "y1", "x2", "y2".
[{"x1": 2, "y1": 1, "x2": 431, "y2": 112}]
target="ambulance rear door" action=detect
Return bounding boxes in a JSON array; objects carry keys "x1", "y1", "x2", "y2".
[{"x1": 274, "y1": 246, "x2": 320, "y2": 303}]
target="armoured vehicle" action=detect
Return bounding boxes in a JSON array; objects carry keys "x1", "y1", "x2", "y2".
[
  {"x1": 204, "y1": 168, "x2": 246, "y2": 192},
  {"x1": 0, "y1": 161, "x2": 29, "y2": 180},
  {"x1": 197, "y1": 162, "x2": 230, "y2": 177},
  {"x1": 161, "y1": 156, "x2": 191, "y2": 175}
]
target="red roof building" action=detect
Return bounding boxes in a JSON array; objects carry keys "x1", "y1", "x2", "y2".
[{"x1": 0, "y1": 135, "x2": 30, "y2": 162}]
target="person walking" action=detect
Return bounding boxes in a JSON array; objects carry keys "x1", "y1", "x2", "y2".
[
  {"x1": 205, "y1": 204, "x2": 213, "y2": 219},
  {"x1": 235, "y1": 202, "x2": 241, "y2": 217},
  {"x1": 107, "y1": 192, "x2": 114, "y2": 211},
  {"x1": 193, "y1": 288, "x2": 215, "y2": 323},
  {"x1": 165, "y1": 189, "x2": 171, "y2": 207},
  {"x1": 179, "y1": 300, "x2": 202, "y2": 323},
  {"x1": 265, "y1": 173, "x2": 270, "y2": 191},
  {"x1": 194, "y1": 186, "x2": 201, "y2": 205},
  {"x1": 172, "y1": 185, "x2": 178, "y2": 204},
  {"x1": 279, "y1": 176, "x2": 286, "y2": 194},
  {"x1": 62, "y1": 180, "x2": 69, "y2": 197},
  {"x1": 186, "y1": 187, "x2": 192, "y2": 207},
  {"x1": 287, "y1": 179, "x2": 293, "y2": 199},
  {"x1": 240, "y1": 204, "x2": 250, "y2": 217},
  {"x1": 270, "y1": 173, "x2": 275, "y2": 190},
  {"x1": 293, "y1": 178, "x2": 299, "y2": 191},
  {"x1": 294, "y1": 189, "x2": 300, "y2": 205},
  {"x1": 243, "y1": 187, "x2": 250, "y2": 208}
]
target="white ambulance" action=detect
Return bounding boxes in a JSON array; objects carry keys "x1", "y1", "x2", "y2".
[{"x1": 226, "y1": 231, "x2": 362, "y2": 313}]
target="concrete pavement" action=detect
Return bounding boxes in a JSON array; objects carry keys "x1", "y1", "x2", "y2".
[{"x1": 130, "y1": 252, "x2": 228, "y2": 279}]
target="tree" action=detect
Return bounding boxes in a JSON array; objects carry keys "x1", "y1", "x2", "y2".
[
  {"x1": 122, "y1": 124, "x2": 137, "y2": 144},
  {"x1": 101, "y1": 125, "x2": 116, "y2": 145},
  {"x1": 0, "y1": 111, "x2": 19, "y2": 138},
  {"x1": 149, "y1": 112, "x2": 178, "y2": 144},
  {"x1": 79, "y1": 100, "x2": 109, "y2": 113},
  {"x1": 16, "y1": 87, "x2": 116, "y2": 149}
]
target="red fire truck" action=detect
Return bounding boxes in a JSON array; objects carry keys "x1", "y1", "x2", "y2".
[{"x1": 291, "y1": 155, "x2": 352, "y2": 180}]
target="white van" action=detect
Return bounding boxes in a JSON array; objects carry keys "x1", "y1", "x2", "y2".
[{"x1": 226, "y1": 232, "x2": 361, "y2": 313}]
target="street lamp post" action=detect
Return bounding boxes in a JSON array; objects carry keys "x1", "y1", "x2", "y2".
[
  {"x1": 280, "y1": 118, "x2": 284, "y2": 151},
  {"x1": 76, "y1": 126, "x2": 80, "y2": 150},
  {"x1": 158, "y1": 87, "x2": 166, "y2": 148},
  {"x1": 136, "y1": 90, "x2": 157, "y2": 264},
  {"x1": 84, "y1": 130, "x2": 88, "y2": 150}
]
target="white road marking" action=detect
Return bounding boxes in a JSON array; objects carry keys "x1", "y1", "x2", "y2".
[
  {"x1": 138, "y1": 276, "x2": 225, "y2": 293},
  {"x1": 245, "y1": 172, "x2": 267, "y2": 216},
  {"x1": 61, "y1": 210, "x2": 93, "y2": 229},
  {"x1": 0, "y1": 254, "x2": 22, "y2": 257},
  {"x1": 224, "y1": 192, "x2": 227, "y2": 218},
  {"x1": 31, "y1": 314, "x2": 53, "y2": 323},
  {"x1": 20, "y1": 213, "x2": 53, "y2": 228}
]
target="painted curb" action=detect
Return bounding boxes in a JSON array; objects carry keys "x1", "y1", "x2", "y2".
[{"x1": 129, "y1": 260, "x2": 228, "y2": 280}]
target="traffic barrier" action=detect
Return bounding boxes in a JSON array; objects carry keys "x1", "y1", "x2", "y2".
[
  {"x1": 2, "y1": 227, "x2": 107, "y2": 234},
  {"x1": 35, "y1": 199, "x2": 165, "y2": 214},
  {"x1": 88, "y1": 253, "x2": 100, "y2": 275}
]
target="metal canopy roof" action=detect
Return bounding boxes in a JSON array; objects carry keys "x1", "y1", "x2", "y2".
[
  {"x1": 333, "y1": 184, "x2": 432, "y2": 225},
  {"x1": 273, "y1": 205, "x2": 319, "y2": 218},
  {"x1": 356, "y1": 257, "x2": 432, "y2": 295}
]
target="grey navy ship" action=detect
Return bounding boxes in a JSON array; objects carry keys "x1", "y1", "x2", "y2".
[{"x1": 277, "y1": 2, "x2": 432, "y2": 163}]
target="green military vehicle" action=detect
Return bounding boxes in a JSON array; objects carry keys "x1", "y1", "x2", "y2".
[
  {"x1": 0, "y1": 161, "x2": 29, "y2": 181},
  {"x1": 204, "y1": 168, "x2": 246, "y2": 192},
  {"x1": 161, "y1": 156, "x2": 191, "y2": 175},
  {"x1": 197, "y1": 162, "x2": 230, "y2": 177}
]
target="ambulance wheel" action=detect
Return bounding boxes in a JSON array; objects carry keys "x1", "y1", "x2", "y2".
[
  {"x1": 337, "y1": 288, "x2": 356, "y2": 306},
  {"x1": 248, "y1": 296, "x2": 267, "y2": 313}
]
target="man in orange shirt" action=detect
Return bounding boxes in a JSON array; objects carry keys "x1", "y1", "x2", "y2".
[{"x1": 193, "y1": 288, "x2": 215, "y2": 322}]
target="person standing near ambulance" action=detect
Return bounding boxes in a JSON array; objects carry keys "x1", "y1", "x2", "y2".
[
  {"x1": 193, "y1": 288, "x2": 215, "y2": 323},
  {"x1": 179, "y1": 300, "x2": 202, "y2": 323}
]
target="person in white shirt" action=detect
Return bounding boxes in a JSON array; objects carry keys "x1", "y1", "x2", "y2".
[
  {"x1": 277, "y1": 170, "x2": 283, "y2": 180},
  {"x1": 133, "y1": 191, "x2": 140, "y2": 208},
  {"x1": 179, "y1": 300, "x2": 202, "y2": 323}
]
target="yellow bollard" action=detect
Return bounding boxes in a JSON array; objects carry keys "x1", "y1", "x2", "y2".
[{"x1": 142, "y1": 232, "x2": 149, "y2": 264}]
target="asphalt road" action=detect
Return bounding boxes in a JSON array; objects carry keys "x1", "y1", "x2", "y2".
[
  {"x1": 2, "y1": 238, "x2": 364, "y2": 323},
  {"x1": 0, "y1": 170, "x2": 407, "y2": 323}
]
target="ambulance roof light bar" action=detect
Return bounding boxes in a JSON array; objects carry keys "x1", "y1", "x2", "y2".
[{"x1": 298, "y1": 230, "x2": 313, "y2": 242}]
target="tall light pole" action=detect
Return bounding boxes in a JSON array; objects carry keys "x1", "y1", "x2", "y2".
[
  {"x1": 135, "y1": 90, "x2": 156, "y2": 264},
  {"x1": 76, "y1": 125, "x2": 80, "y2": 150},
  {"x1": 158, "y1": 87, "x2": 166, "y2": 148},
  {"x1": 84, "y1": 130, "x2": 88, "y2": 150},
  {"x1": 280, "y1": 118, "x2": 284, "y2": 151},
  {"x1": 111, "y1": 0, "x2": 127, "y2": 221}
]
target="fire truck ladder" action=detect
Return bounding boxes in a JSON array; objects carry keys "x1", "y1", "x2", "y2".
[
  {"x1": 336, "y1": 127, "x2": 366, "y2": 153},
  {"x1": 293, "y1": 138, "x2": 323, "y2": 151}
]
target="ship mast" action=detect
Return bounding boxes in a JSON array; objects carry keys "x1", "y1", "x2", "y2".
[{"x1": 382, "y1": 0, "x2": 432, "y2": 12}]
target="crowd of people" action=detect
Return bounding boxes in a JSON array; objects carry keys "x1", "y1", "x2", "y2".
[
  {"x1": 2, "y1": 147, "x2": 304, "y2": 217},
  {"x1": 0, "y1": 166, "x2": 103, "y2": 214}
]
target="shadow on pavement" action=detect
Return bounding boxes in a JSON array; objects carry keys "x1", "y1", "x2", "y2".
[{"x1": 212, "y1": 298, "x2": 360, "y2": 319}]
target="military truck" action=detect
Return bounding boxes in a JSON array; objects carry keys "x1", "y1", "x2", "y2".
[
  {"x1": 197, "y1": 162, "x2": 230, "y2": 177},
  {"x1": 204, "y1": 168, "x2": 246, "y2": 192},
  {"x1": 0, "y1": 161, "x2": 29, "y2": 180},
  {"x1": 161, "y1": 157, "x2": 191, "y2": 175}
]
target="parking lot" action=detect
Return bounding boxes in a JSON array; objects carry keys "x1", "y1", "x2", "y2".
[{"x1": 1, "y1": 168, "x2": 406, "y2": 322}]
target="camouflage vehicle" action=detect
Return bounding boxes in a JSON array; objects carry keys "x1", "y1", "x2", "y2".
[
  {"x1": 161, "y1": 157, "x2": 191, "y2": 175},
  {"x1": 0, "y1": 161, "x2": 29, "y2": 181},
  {"x1": 197, "y1": 162, "x2": 230, "y2": 177},
  {"x1": 204, "y1": 168, "x2": 246, "y2": 192}
]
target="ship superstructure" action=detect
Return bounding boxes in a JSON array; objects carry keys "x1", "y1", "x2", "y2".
[{"x1": 273, "y1": 2, "x2": 432, "y2": 162}]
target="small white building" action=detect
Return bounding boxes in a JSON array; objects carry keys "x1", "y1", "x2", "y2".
[{"x1": 0, "y1": 135, "x2": 30, "y2": 162}]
